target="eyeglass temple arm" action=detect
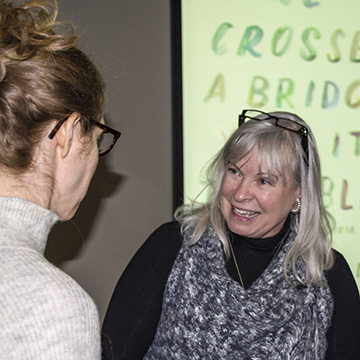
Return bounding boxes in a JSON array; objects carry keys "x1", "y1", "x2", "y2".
[{"x1": 238, "y1": 110, "x2": 247, "y2": 127}]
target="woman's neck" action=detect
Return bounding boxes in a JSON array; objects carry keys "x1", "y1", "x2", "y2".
[
  {"x1": 226, "y1": 217, "x2": 292, "y2": 288},
  {"x1": 229, "y1": 216, "x2": 291, "y2": 254},
  {"x1": 0, "y1": 170, "x2": 52, "y2": 211}
]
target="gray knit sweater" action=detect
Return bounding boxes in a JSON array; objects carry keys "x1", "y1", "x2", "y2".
[
  {"x1": 144, "y1": 226, "x2": 333, "y2": 359},
  {"x1": 0, "y1": 197, "x2": 101, "y2": 359}
]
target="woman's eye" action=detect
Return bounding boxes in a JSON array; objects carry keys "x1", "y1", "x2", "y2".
[
  {"x1": 227, "y1": 166, "x2": 238, "y2": 175},
  {"x1": 259, "y1": 178, "x2": 271, "y2": 185}
]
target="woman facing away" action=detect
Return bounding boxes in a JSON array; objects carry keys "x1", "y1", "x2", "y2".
[
  {"x1": 0, "y1": 0, "x2": 121, "y2": 359},
  {"x1": 102, "y1": 109, "x2": 360, "y2": 359}
]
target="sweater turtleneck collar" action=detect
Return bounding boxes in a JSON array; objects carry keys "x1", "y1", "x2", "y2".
[
  {"x1": 229, "y1": 216, "x2": 291, "y2": 255},
  {"x1": 0, "y1": 196, "x2": 59, "y2": 254}
]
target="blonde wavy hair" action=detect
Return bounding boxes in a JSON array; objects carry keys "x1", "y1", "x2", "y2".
[{"x1": 175, "y1": 111, "x2": 334, "y2": 286}]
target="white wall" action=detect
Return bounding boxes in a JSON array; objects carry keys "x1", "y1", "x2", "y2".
[{"x1": 46, "y1": 0, "x2": 173, "y2": 321}]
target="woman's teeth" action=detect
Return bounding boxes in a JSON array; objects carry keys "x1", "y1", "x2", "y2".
[{"x1": 233, "y1": 207, "x2": 259, "y2": 218}]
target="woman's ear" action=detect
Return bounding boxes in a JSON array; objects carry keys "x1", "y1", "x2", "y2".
[{"x1": 55, "y1": 112, "x2": 81, "y2": 158}]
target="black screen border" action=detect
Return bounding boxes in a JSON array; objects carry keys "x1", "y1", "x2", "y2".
[{"x1": 171, "y1": 0, "x2": 183, "y2": 211}]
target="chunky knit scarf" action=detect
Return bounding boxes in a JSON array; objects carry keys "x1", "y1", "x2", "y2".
[{"x1": 144, "y1": 227, "x2": 333, "y2": 360}]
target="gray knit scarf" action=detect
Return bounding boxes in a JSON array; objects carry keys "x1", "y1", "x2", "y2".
[{"x1": 144, "y1": 227, "x2": 334, "y2": 359}]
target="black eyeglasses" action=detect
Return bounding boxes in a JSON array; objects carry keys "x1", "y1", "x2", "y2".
[
  {"x1": 238, "y1": 109, "x2": 309, "y2": 165},
  {"x1": 48, "y1": 119, "x2": 121, "y2": 157}
]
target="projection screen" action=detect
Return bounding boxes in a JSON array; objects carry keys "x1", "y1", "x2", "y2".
[{"x1": 175, "y1": 0, "x2": 360, "y2": 289}]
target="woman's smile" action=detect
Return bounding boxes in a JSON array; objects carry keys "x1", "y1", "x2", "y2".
[{"x1": 232, "y1": 206, "x2": 259, "y2": 219}]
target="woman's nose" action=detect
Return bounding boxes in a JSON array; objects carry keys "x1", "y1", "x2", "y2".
[{"x1": 233, "y1": 179, "x2": 253, "y2": 202}]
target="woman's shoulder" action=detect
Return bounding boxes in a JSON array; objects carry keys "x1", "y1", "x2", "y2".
[
  {"x1": 149, "y1": 220, "x2": 182, "y2": 240},
  {"x1": 139, "y1": 221, "x2": 183, "y2": 257},
  {"x1": 0, "y1": 257, "x2": 100, "y2": 358},
  {"x1": 1, "y1": 249, "x2": 94, "y2": 302},
  {"x1": 17, "y1": 258, "x2": 98, "y2": 317},
  {"x1": 29, "y1": 267, "x2": 99, "y2": 330},
  {"x1": 325, "y1": 250, "x2": 360, "y2": 358},
  {"x1": 115, "y1": 221, "x2": 183, "y2": 287},
  {"x1": 326, "y1": 250, "x2": 358, "y2": 286},
  {"x1": 325, "y1": 249, "x2": 359, "y2": 303}
]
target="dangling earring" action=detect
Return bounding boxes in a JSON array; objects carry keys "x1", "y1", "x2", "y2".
[{"x1": 291, "y1": 198, "x2": 301, "y2": 214}]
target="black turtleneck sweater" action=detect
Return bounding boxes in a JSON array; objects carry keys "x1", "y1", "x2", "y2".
[
  {"x1": 226, "y1": 217, "x2": 291, "y2": 288},
  {"x1": 102, "y1": 221, "x2": 360, "y2": 360}
]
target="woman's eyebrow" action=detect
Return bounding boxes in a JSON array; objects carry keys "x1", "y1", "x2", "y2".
[{"x1": 257, "y1": 172, "x2": 279, "y2": 181}]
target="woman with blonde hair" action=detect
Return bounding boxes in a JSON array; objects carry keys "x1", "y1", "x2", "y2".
[
  {"x1": 0, "y1": 0, "x2": 120, "y2": 358},
  {"x1": 103, "y1": 110, "x2": 359, "y2": 359}
]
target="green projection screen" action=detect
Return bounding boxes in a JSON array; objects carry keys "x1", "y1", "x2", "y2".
[{"x1": 175, "y1": 0, "x2": 360, "y2": 289}]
